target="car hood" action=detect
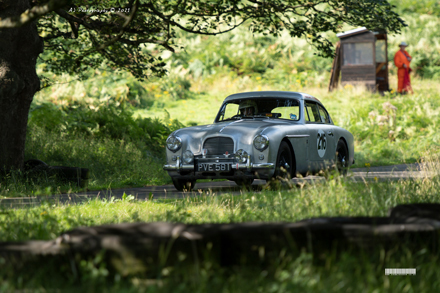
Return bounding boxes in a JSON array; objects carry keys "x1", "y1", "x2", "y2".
[{"x1": 172, "y1": 119, "x2": 296, "y2": 153}]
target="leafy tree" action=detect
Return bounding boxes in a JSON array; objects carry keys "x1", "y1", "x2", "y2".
[{"x1": 0, "y1": 0, "x2": 404, "y2": 170}]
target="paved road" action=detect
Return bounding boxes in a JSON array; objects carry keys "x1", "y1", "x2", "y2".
[{"x1": 0, "y1": 163, "x2": 433, "y2": 208}]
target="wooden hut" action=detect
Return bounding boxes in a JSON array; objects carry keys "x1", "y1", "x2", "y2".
[{"x1": 328, "y1": 27, "x2": 389, "y2": 92}]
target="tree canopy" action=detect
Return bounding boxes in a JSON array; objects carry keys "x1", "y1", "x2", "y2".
[{"x1": 3, "y1": 0, "x2": 405, "y2": 80}]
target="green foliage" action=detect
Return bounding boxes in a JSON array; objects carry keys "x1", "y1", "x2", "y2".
[
  {"x1": 389, "y1": 0, "x2": 440, "y2": 16},
  {"x1": 28, "y1": 99, "x2": 183, "y2": 153},
  {"x1": 171, "y1": 33, "x2": 288, "y2": 77},
  {"x1": 388, "y1": 14, "x2": 440, "y2": 78},
  {"x1": 34, "y1": 0, "x2": 405, "y2": 82},
  {"x1": 1, "y1": 248, "x2": 440, "y2": 291},
  {"x1": 3, "y1": 99, "x2": 188, "y2": 193},
  {"x1": 150, "y1": 1, "x2": 440, "y2": 80},
  {"x1": 327, "y1": 86, "x2": 440, "y2": 167},
  {"x1": 413, "y1": 52, "x2": 440, "y2": 79}
]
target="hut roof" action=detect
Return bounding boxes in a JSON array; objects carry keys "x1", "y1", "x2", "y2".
[{"x1": 336, "y1": 27, "x2": 369, "y2": 39}]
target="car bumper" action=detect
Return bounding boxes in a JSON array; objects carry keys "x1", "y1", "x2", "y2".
[{"x1": 163, "y1": 155, "x2": 275, "y2": 172}]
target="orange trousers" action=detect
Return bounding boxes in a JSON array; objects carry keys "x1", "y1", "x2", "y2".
[{"x1": 397, "y1": 68, "x2": 411, "y2": 93}]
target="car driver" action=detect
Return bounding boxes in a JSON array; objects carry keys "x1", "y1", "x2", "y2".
[{"x1": 239, "y1": 100, "x2": 258, "y2": 117}]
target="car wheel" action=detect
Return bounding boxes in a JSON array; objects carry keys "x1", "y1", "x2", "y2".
[
  {"x1": 172, "y1": 178, "x2": 196, "y2": 191},
  {"x1": 274, "y1": 141, "x2": 294, "y2": 179},
  {"x1": 336, "y1": 140, "x2": 348, "y2": 175},
  {"x1": 234, "y1": 178, "x2": 254, "y2": 188}
]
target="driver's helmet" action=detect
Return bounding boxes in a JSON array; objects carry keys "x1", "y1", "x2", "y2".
[{"x1": 239, "y1": 100, "x2": 258, "y2": 116}]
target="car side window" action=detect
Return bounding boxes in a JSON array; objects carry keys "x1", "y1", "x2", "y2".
[
  {"x1": 305, "y1": 102, "x2": 320, "y2": 123},
  {"x1": 317, "y1": 105, "x2": 331, "y2": 124}
]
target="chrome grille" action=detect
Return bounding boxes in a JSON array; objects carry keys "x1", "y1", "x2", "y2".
[{"x1": 203, "y1": 137, "x2": 234, "y2": 155}]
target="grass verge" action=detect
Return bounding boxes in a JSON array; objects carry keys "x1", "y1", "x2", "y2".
[{"x1": 1, "y1": 159, "x2": 439, "y2": 291}]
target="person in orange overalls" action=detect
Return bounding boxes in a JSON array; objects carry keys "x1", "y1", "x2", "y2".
[{"x1": 394, "y1": 42, "x2": 413, "y2": 94}]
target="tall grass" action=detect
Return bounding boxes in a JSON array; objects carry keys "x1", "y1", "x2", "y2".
[
  {"x1": 3, "y1": 156, "x2": 440, "y2": 241},
  {"x1": 1, "y1": 159, "x2": 439, "y2": 291},
  {"x1": 0, "y1": 100, "x2": 183, "y2": 197},
  {"x1": 1, "y1": 244, "x2": 439, "y2": 292}
]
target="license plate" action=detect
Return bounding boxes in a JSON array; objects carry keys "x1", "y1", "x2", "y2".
[{"x1": 197, "y1": 163, "x2": 231, "y2": 172}]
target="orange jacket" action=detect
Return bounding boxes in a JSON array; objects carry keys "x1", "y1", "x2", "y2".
[{"x1": 394, "y1": 50, "x2": 412, "y2": 70}]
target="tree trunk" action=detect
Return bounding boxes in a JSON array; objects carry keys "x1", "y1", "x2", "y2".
[{"x1": 0, "y1": 0, "x2": 42, "y2": 171}]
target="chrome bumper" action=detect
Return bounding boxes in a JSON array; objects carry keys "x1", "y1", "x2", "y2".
[{"x1": 163, "y1": 155, "x2": 275, "y2": 172}]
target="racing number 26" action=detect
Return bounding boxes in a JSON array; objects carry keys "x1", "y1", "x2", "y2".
[{"x1": 317, "y1": 133, "x2": 326, "y2": 150}]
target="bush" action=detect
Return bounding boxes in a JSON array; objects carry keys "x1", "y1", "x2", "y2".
[
  {"x1": 18, "y1": 100, "x2": 187, "y2": 192},
  {"x1": 28, "y1": 101, "x2": 184, "y2": 154}
]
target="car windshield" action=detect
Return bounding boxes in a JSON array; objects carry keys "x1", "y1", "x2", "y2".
[{"x1": 216, "y1": 98, "x2": 300, "y2": 122}]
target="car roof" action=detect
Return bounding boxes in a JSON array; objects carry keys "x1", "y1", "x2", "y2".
[{"x1": 224, "y1": 91, "x2": 322, "y2": 104}]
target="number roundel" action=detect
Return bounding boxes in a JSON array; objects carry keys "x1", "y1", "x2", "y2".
[{"x1": 317, "y1": 130, "x2": 327, "y2": 158}]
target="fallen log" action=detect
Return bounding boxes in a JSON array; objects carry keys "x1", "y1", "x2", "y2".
[
  {"x1": 24, "y1": 159, "x2": 89, "y2": 188},
  {"x1": 0, "y1": 204, "x2": 439, "y2": 277}
]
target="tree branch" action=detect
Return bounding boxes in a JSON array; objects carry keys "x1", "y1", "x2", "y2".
[
  {"x1": 146, "y1": 2, "x2": 248, "y2": 36},
  {"x1": 119, "y1": 38, "x2": 175, "y2": 52},
  {"x1": 42, "y1": 32, "x2": 72, "y2": 40},
  {"x1": 74, "y1": 0, "x2": 140, "y2": 64},
  {"x1": 0, "y1": 0, "x2": 70, "y2": 28},
  {"x1": 54, "y1": 8, "x2": 95, "y2": 30},
  {"x1": 55, "y1": 6, "x2": 159, "y2": 36}
]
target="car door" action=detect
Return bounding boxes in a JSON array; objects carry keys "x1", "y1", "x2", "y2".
[
  {"x1": 304, "y1": 101, "x2": 336, "y2": 172},
  {"x1": 316, "y1": 103, "x2": 337, "y2": 167}
]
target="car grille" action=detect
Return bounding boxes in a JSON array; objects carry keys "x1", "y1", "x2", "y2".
[{"x1": 203, "y1": 137, "x2": 234, "y2": 155}]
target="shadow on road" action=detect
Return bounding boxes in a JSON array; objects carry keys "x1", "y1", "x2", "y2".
[{"x1": 0, "y1": 163, "x2": 431, "y2": 208}]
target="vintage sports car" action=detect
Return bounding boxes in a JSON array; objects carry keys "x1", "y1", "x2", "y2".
[{"x1": 163, "y1": 91, "x2": 354, "y2": 191}]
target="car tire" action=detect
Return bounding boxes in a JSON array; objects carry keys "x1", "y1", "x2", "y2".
[
  {"x1": 234, "y1": 178, "x2": 254, "y2": 188},
  {"x1": 172, "y1": 178, "x2": 196, "y2": 191},
  {"x1": 273, "y1": 141, "x2": 295, "y2": 179},
  {"x1": 336, "y1": 140, "x2": 348, "y2": 175}
]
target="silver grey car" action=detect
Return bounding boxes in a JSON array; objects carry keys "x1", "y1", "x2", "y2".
[{"x1": 163, "y1": 91, "x2": 354, "y2": 191}]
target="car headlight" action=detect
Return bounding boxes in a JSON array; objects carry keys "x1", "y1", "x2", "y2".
[
  {"x1": 235, "y1": 149, "x2": 248, "y2": 163},
  {"x1": 182, "y1": 150, "x2": 194, "y2": 164},
  {"x1": 253, "y1": 134, "x2": 269, "y2": 151},
  {"x1": 166, "y1": 135, "x2": 182, "y2": 152}
]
